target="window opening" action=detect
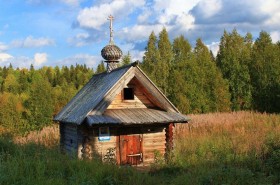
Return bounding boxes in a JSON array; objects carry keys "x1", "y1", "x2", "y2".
[
  {"x1": 99, "y1": 127, "x2": 110, "y2": 141},
  {"x1": 123, "y1": 88, "x2": 134, "y2": 100}
]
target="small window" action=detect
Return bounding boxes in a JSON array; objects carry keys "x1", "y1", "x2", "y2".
[
  {"x1": 99, "y1": 127, "x2": 110, "y2": 141},
  {"x1": 123, "y1": 88, "x2": 134, "y2": 100}
]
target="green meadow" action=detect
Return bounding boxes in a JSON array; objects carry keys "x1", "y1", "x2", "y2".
[{"x1": 1, "y1": 111, "x2": 279, "y2": 185}]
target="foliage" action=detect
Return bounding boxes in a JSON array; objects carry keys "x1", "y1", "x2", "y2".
[
  {"x1": 121, "y1": 52, "x2": 132, "y2": 66},
  {"x1": 141, "y1": 31, "x2": 160, "y2": 83},
  {"x1": 250, "y1": 31, "x2": 280, "y2": 112},
  {"x1": 0, "y1": 64, "x2": 93, "y2": 135},
  {"x1": 143, "y1": 31, "x2": 231, "y2": 114},
  {"x1": 142, "y1": 28, "x2": 279, "y2": 114},
  {"x1": 216, "y1": 29, "x2": 252, "y2": 110},
  {"x1": 96, "y1": 61, "x2": 106, "y2": 74},
  {"x1": 157, "y1": 28, "x2": 173, "y2": 95}
]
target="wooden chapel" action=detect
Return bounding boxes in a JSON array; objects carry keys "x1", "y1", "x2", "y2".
[{"x1": 54, "y1": 15, "x2": 189, "y2": 166}]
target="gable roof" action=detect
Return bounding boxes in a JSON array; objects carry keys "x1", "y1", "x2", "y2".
[{"x1": 54, "y1": 62, "x2": 189, "y2": 125}]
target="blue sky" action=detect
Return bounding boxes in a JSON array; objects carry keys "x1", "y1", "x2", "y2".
[{"x1": 0, "y1": 0, "x2": 280, "y2": 69}]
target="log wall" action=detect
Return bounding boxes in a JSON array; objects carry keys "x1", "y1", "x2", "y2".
[
  {"x1": 77, "y1": 126, "x2": 118, "y2": 162},
  {"x1": 60, "y1": 123, "x2": 78, "y2": 155},
  {"x1": 61, "y1": 124, "x2": 168, "y2": 165},
  {"x1": 142, "y1": 126, "x2": 166, "y2": 165},
  {"x1": 91, "y1": 127, "x2": 118, "y2": 162}
]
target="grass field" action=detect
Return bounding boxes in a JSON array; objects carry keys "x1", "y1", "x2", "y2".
[{"x1": 1, "y1": 111, "x2": 280, "y2": 184}]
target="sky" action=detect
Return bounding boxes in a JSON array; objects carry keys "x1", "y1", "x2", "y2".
[{"x1": 0, "y1": 0, "x2": 280, "y2": 69}]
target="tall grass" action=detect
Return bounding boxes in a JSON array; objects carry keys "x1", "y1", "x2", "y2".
[
  {"x1": 172, "y1": 111, "x2": 280, "y2": 184},
  {"x1": 0, "y1": 137, "x2": 159, "y2": 185},
  {"x1": 13, "y1": 125, "x2": 59, "y2": 147},
  {"x1": 0, "y1": 111, "x2": 279, "y2": 184}
]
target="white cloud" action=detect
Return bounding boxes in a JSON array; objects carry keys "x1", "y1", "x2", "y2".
[
  {"x1": 137, "y1": 8, "x2": 152, "y2": 23},
  {"x1": 1, "y1": 55, "x2": 33, "y2": 69},
  {"x1": 53, "y1": 54, "x2": 101, "y2": 68},
  {"x1": 0, "y1": 53, "x2": 47, "y2": 69},
  {"x1": 130, "y1": 50, "x2": 145, "y2": 62},
  {"x1": 171, "y1": 13, "x2": 195, "y2": 34},
  {"x1": 195, "y1": 0, "x2": 222, "y2": 18},
  {"x1": 34, "y1": 53, "x2": 48, "y2": 67},
  {"x1": 154, "y1": 0, "x2": 199, "y2": 14},
  {"x1": 67, "y1": 33, "x2": 90, "y2": 47},
  {"x1": 75, "y1": 0, "x2": 199, "y2": 47},
  {"x1": 77, "y1": 0, "x2": 145, "y2": 30},
  {"x1": 154, "y1": 0, "x2": 199, "y2": 24},
  {"x1": 120, "y1": 24, "x2": 164, "y2": 42},
  {"x1": 270, "y1": 31, "x2": 280, "y2": 43},
  {"x1": 27, "y1": 0, "x2": 81, "y2": 6},
  {"x1": 117, "y1": 0, "x2": 199, "y2": 42},
  {"x1": 0, "y1": 42, "x2": 8, "y2": 51},
  {"x1": 0, "y1": 53, "x2": 13, "y2": 62},
  {"x1": 206, "y1": 42, "x2": 220, "y2": 56},
  {"x1": 260, "y1": 0, "x2": 280, "y2": 28},
  {"x1": 11, "y1": 36, "x2": 55, "y2": 48}
]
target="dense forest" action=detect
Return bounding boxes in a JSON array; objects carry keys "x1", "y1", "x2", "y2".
[
  {"x1": 0, "y1": 29, "x2": 279, "y2": 134},
  {"x1": 142, "y1": 28, "x2": 280, "y2": 114}
]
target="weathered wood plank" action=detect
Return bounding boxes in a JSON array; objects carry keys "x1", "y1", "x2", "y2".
[
  {"x1": 63, "y1": 131, "x2": 77, "y2": 138},
  {"x1": 107, "y1": 76, "x2": 156, "y2": 109},
  {"x1": 90, "y1": 67, "x2": 136, "y2": 115},
  {"x1": 143, "y1": 133, "x2": 166, "y2": 137},
  {"x1": 134, "y1": 69, "x2": 178, "y2": 112}
]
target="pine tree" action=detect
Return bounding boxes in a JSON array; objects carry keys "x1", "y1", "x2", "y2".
[
  {"x1": 194, "y1": 38, "x2": 230, "y2": 112},
  {"x1": 62, "y1": 66, "x2": 71, "y2": 83},
  {"x1": 18, "y1": 69, "x2": 29, "y2": 94},
  {"x1": 250, "y1": 31, "x2": 280, "y2": 112},
  {"x1": 157, "y1": 28, "x2": 173, "y2": 95},
  {"x1": 121, "y1": 52, "x2": 132, "y2": 66},
  {"x1": 96, "y1": 61, "x2": 106, "y2": 74},
  {"x1": 216, "y1": 29, "x2": 252, "y2": 110},
  {"x1": 45, "y1": 67, "x2": 55, "y2": 86},
  {"x1": 172, "y1": 35, "x2": 192, "y2": 62},
  {"x1": 142, "y1": 31, "x2": 160, "y2": 83},
  {"x1": 168, "y1": 35, "x2": 192, "y2": 113}
]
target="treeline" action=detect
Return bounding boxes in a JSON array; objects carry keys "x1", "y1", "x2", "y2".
[
  {"x1": 0, "y1": 29, "x2": 279, "y2": 134},
  {"x1": 0, "y1": 64, "x2": 94, "y2": 134},
  {"x1": 141, "y1": 28, "x2": 280, "y2": 114}
]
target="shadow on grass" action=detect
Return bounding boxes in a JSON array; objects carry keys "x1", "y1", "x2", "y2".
[
  {"x1": 0, "y1": 136, "x2": 159, "y2": 185},
  {"x1": 1, "y1": 135, "x2": 279, "y2": 185}
]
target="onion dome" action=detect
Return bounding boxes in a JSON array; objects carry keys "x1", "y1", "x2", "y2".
[
  {"x1": 101, "y1": 15, "x2": 123, "y2": 73},
  {"x1": 101, "y1": 44, "x2": 122, "y2": 61}
]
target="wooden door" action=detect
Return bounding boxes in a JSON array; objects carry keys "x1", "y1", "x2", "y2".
[{"x1": 120, "y1": 135, "x2": 142, "y2": 165}]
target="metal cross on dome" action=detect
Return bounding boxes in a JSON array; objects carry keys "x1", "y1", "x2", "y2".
[{"x1": 108, "y1": 15, "x2": 114, "y2": 44}]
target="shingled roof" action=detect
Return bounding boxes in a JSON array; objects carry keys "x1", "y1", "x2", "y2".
[{"x1": 54, "y1": 62, "x2": 189, "y2": 125}]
